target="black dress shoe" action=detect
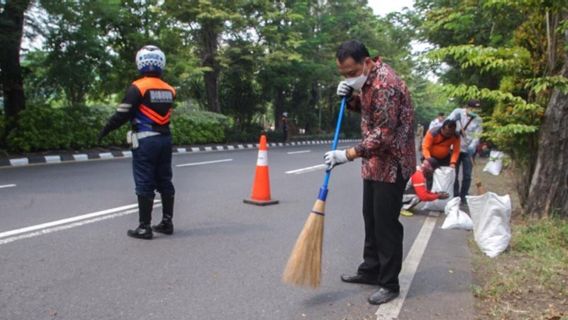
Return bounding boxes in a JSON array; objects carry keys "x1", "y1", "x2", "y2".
[
  {"x1": 368, "y1": 287, "x2": 400, "y2": 305},
  {"x1": 152, "y1": 220, "x2": 173, "y2": 235},
  {"x1": 340, "y1": 273, "x2": 379, "y2": 285},
  {"x1": 127, "y1": 225, "x2": 153, "y2": 240}
]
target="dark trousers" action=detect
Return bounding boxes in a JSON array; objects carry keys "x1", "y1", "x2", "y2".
[
  {"x1": 132, "y1": 135, "x2": 175, "y2": 197},
  {"x1": 357, "y1": 168, "x2": 406, "y2": 292},
  {"x1": 454, "y1": 152, "x2": 473, "y2": 200}
]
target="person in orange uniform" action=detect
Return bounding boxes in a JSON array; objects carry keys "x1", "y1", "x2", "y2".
[
  {"x1": 402, "y1": 158, "x2": 449, "y2": 212},
  {"x1": 98, "y1": 45, "x2": 176, "y2": 240},
  {"x1": 422, "y1": 119, "x2": 460, "y2": 168}
]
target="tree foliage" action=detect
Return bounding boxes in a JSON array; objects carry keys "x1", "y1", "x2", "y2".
[
  {"x1": 2, "y1": 0, "x2": 432, "y2": 152},
  {"x1": 418, "y1": 0, "x2": 568, "y2": 217}
]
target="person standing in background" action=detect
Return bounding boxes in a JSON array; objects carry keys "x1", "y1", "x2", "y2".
[
  {"x1": 447, "y1": 99, "x2": 483, "y2": 203},
  {"x1": 281, "y1": 112, "x2": 289, "y2": 142}
]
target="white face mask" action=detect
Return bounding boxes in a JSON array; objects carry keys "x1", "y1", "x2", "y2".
[{"x1": 344, "y1": 63, "x2": 368, "y2": 90}]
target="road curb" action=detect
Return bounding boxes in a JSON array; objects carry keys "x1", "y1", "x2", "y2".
[{"x1": 0, "y1": 139, "x2": 359, "y2": 168}]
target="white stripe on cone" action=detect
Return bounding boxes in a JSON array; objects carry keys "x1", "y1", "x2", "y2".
[{"x1": 257, "y1": 150, "x2": 268, "y2": 166}]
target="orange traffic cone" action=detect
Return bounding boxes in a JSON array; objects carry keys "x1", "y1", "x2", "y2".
[{"x1": 243, "y1": 134, "x2": 279, "y2": 206}]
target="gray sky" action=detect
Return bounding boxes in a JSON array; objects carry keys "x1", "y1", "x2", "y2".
[{"x1": 367, "y1": 0, "x2": 414, "y2": 16}]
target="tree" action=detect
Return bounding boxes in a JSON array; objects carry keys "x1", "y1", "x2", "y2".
[
  {"x1": 525, "y1": 11, "x2": 568, "y2": 218},
  {"x1": 0, "y1": 0, "x2": 31, "y2": 138},
  {"x1": 164, "y1": 1, "x2": 243, "y2": 113},
  {"x1": 219, "y1": 39, "x2": 264, "y2": 129},
  {"x1": 419, "y1": 0, "x2": 568, "y2": 217}
]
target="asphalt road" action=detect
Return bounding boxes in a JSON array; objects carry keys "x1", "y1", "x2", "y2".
[{"x1": 0, "y1": 143, "x2": 474, "y2": 320}]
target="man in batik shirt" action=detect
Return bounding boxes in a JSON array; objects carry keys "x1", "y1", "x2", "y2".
[{"x1": 324, "y1": 40, "x2": 416, "y2": 306}]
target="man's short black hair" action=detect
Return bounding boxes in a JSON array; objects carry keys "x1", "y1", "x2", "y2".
[
  {"x1": 426, "y1": 157, "x2": 439, "y2": 170},
  {"x1": 467, "y1": 99, "x2": 481, "y2": 108},
  {"x1": 442, "y1": 119, "x2": 456, "y2": 129},
  {"x1": 336, "y1": 40, "x2": 370, "y2": 63},
  {"x1": 438, "y1": 112, "x2": 445, "y2": 117}
]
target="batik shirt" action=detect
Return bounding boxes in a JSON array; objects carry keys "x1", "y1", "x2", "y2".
[{"x1": 347, "y1": 57, "x2": 416, "y2": 183}]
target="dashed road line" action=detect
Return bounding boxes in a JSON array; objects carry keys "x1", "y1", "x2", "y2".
[
  {"x1": 287, "y1": 150, "x2": 311, "y2": 155},
  {"x1": 285, "y1": 164, "x2": 326, "y2": 175},
  {"x1": 176, "y1": 159, "x2": 233, "y2": 167}
]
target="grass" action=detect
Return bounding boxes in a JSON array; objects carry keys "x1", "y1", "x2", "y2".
[{"x1": 471, "y1": 159, "x2": 568, "y2": 320}]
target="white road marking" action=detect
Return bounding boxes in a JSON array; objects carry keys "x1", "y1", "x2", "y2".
[
  {"x1": 0, "y1": 202, "x2": 162, "y2": 245},
  {"x1": 176, "y1": 158, "x2": 233, "y2": 167},
  {"x1": 9, "y1": 158, "x2": 28, "y2": 166},
  {"x1": 0, "y1": 184, "x2": 16, "y2": 189},
  {"x1": 287, "y1": 150, "x2": 311, "y2": 155},
  {"x1": 375, "y1": 213, "x2": 439, "y2": 319},
  {"x1": 73, "y1": 154, "x2": 88, "y2": 161},
  {"x1": 285, "y1": 164, "x2": 326, "y2": 174}
]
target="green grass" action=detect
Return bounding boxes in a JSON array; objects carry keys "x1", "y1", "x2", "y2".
[{"x1": 472, "y1": 217, "x2": 568, "y2": 319}]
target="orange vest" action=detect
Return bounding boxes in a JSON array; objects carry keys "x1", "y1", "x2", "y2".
[{"x1": 132, "y1": 77, "x2": 176, "y2": 128}]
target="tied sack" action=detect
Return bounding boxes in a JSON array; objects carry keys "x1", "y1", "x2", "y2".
[
  {"x1": 483, "y1": 151, "x2": 504, "y2": 176},
  {"x1": 441, "y1": 197, "x2": 473, "y2": 230},
  {"x1": 421, "y1": 166, "x2": 455, "y2": 211},
  {"x1": 467, "y1": 192, "x2": 512, "y2": 258}
]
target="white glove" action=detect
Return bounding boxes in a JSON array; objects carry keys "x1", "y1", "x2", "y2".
[
  {"x1": 324, "y1": 150, "x2": 349, "y2": 170},
  {"x1": 336, "y1": 81, "x2": 353, "y2": 97}
]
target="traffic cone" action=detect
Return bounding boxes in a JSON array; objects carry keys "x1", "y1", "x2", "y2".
[{"x1": 243, "y1": 133, "x2": 279, "y2": 206}]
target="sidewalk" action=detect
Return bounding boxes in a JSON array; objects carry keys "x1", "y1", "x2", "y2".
[{"x1": 0, "y1": 139, "x2": 359, "y2": 168}]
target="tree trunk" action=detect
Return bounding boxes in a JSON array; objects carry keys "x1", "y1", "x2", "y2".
[
  {"x1": 0, "y1": 0, "x2": 30, "y2": 138},
  {"x1": 525, "y1": 61, "x2": 568, "y2": 218},
  {"x1": 200, "y1": 21, "x2": 221, "y2": 113}
]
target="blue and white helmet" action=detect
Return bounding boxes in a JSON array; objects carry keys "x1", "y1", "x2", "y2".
[{"x1": 136, "y1": 45, "x2": 166, "y2": 75}]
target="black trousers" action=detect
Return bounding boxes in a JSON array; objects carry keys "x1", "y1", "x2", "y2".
[
  {"x1": 133, "y1": 135, "x2": 175, "y2": 197},
  {"x1": 357, "y1": 168, "x2": 406, "y2": 292}
]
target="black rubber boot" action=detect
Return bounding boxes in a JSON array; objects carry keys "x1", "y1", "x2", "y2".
[
  {"x1": 127, "y1": 195, "x2": 154, "y2": 240},
  {"x1": 152, "y1": 194, "x2": 174, "y2": 235}
]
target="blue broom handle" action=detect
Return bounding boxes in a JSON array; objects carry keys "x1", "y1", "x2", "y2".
[{"x1": 318, "y1": 97, "x2": 347, "y2": 201}]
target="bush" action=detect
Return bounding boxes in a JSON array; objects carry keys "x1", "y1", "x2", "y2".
[
  {"x1": 4, "y1": 103, "x2": 357, "y2": 153},
  {"x1": 5, "y1": 105, "x2": 127, "y2": 152},
  {"x1": 225, "y1": 123, "x2": 265, "y2": 143},
  {"x1": 171, "y1": 109, "x2": 228, "y2": 145}
]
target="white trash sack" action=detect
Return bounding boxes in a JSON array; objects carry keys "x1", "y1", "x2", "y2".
[
  {"x1": 467, "y1": 192, "x2": 512, "y2": 258},
  {"x1": 441, "y1": 197, "x2": 473, "y2": 230},
  {"x1": 483, "y1": 151, "x2": 504, "y2": 176},
  {"x1": 421, "y1": 166, "x2": 456, "y2": 211}
]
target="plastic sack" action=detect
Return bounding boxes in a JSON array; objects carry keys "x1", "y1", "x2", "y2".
[
  {"x1": 421, "y1": 166, "x2": 456, "y2": 211},
  {"x1": 441, "y1": 197, "x2": 473, "y2": 230},
  {"x1": 483, "y1": 151, "x2": 504, "y2": 176},
  {"x1": 467, "y1": 192, "x2": 512, "y2": 258}
]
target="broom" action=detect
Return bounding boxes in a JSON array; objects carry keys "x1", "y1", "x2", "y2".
[{"x1": 282, "y1": 97, "x2": 347, "y2": 288}]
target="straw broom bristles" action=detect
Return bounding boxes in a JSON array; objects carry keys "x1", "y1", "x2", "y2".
[{"x1": 282, "y1": 199, "x2": 326, "y2": 288}]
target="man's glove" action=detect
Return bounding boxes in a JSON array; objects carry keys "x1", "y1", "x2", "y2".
[
  {"x1": 336, "y1": 81, "x2": 354, "y2": 98},
  {"x1": 324, "y1": 150, "x2": 349, "y2": 170}
]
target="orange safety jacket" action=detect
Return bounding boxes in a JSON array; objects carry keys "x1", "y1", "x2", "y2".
[{"x1": 131, "y1": 77, "x2": 176, "y2": 133}]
